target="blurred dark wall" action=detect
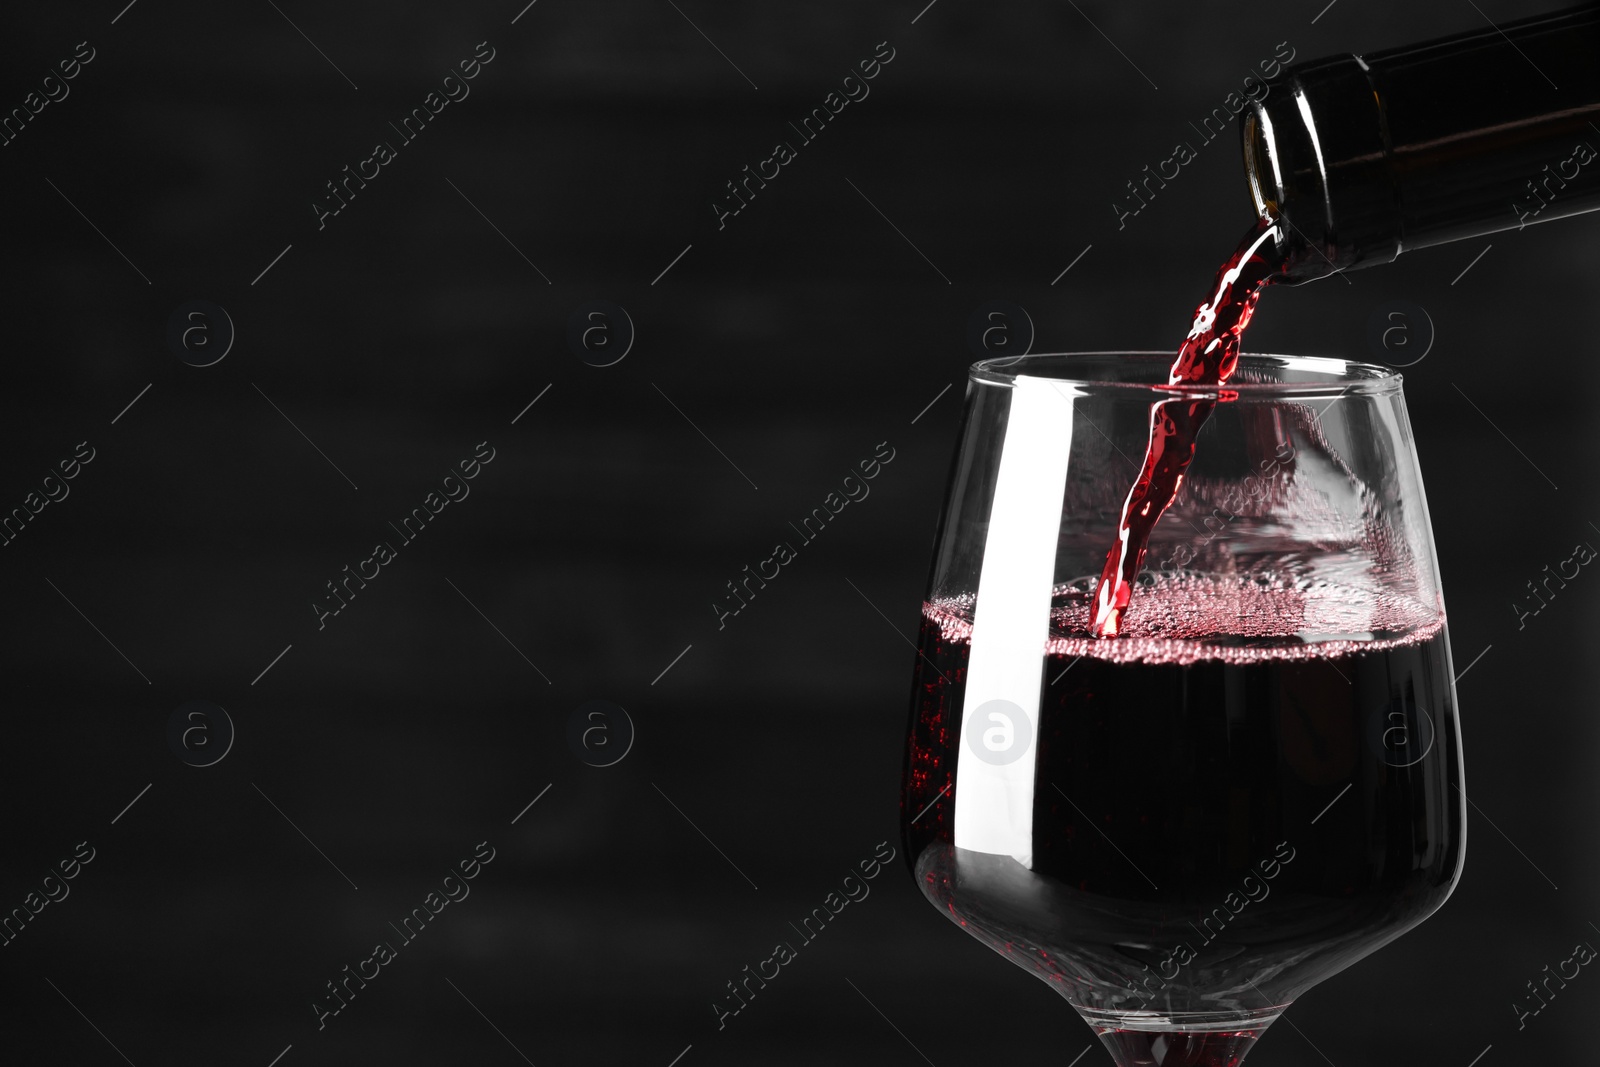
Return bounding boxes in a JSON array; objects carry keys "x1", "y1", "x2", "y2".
[{"x1": 1, "y1": 1, "x2": 1595, "y2": 1064}]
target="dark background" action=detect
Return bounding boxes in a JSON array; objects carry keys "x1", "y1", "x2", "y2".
[{"x1": 1, "y1": 1, "x2": 1594, "y2": 1064}]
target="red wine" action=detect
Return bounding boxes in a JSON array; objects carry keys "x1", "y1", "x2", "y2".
[
  {"x1": 1092, "y1": 220, "x2": 1285, "y2": 638},
  {"x1": 1097, "y1": 1028, "x2": 1257, "y2": 1067},
  {"x1": 901, "y1": 574, "x2": 1463, "y2": 1066}
]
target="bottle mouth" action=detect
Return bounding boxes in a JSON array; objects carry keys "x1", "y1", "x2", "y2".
[
  {"x1": 1242, "y1": 104, "x2": 1283, "y2": 226},
  {"x1": 1237, "y1": 55, "x2": 1402, "y2": 281},
  {"x1": 1242, "y1": 101, "x2": 1306, "y2": 273},
  {"x1": 969, "y1": 352, "x2": 1402, "y2": 398}
]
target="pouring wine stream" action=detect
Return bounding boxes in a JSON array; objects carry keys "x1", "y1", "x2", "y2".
[{"x1": 1092, "y1": 218, "x2": 1286, "y2": 639}]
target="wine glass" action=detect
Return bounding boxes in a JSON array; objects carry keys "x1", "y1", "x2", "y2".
[{"x1": 900, "y1": 352, "x2": 1465, "y2": 1067}]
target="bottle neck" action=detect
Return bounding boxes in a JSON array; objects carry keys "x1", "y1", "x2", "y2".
[{"x1": 1243, "y1": 2, "x2": 1600, "y2": 283}]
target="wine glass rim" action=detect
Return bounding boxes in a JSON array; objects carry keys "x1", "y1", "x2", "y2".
[{"x1": 969, "y1": 351, "x2": 1402, "y2": 397}]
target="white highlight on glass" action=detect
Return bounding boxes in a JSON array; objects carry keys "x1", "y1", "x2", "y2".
[{"x1": 953, "y1": 375, "x2": 1076, "y2": 868}]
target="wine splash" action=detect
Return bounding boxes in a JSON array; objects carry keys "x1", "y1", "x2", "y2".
[{"x1": 1092, "y1": 219, "x2": 1286, "y2": 637}]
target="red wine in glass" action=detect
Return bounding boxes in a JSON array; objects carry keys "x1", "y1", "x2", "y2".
[{"x1": 904, "y1": 576, "x2": 1462, "y2": 1065}]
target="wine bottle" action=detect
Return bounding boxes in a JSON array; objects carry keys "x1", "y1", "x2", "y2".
[{"x1": 1242, "y1": 2, "x2": 1600, "y2": 281}]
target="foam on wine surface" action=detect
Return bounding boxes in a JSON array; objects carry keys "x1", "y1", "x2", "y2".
[{"x1": 928, "y1": 571, "x2": 1444, "y2": 667}]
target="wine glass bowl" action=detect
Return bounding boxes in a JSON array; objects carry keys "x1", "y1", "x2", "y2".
[{"x1": 900, "y1": 353, "x2": 1465, "y2": 1067}]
